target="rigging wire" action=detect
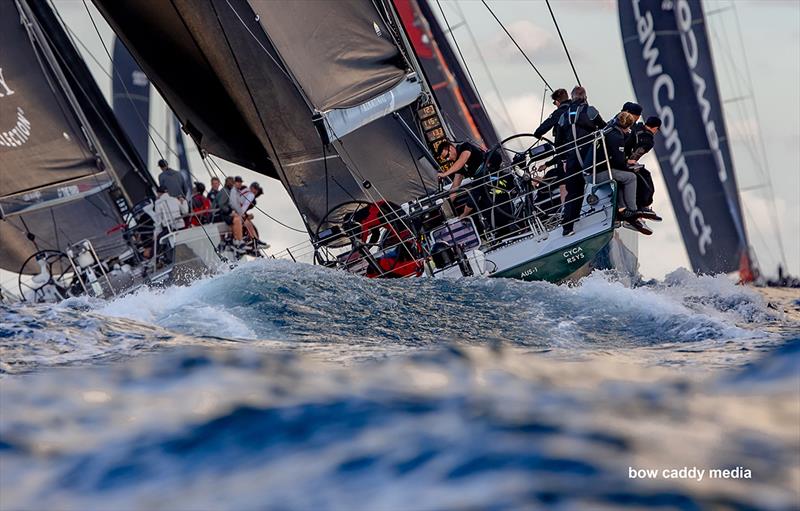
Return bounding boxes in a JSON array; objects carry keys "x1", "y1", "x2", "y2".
[
  {"x1": 450, "y1": 1, "x2": 520, "y2": 135},
  {"x1": 80, "y1": 0, "x2": 166, "y2": 164},
  {"x1": 479, "y1": 0, "x2": 552, "y2": 92},
  {"x1": 706, "y1": 0, "x2": 788, "y2": 270},
  {"x1": 434, "y1": 0, "x2": 497, "y2": 133},
  {"x1": 539, "y1": 87, "x2": 548, "y2": 124},
  {"x1": 544, "y1": 0, "x2": 581, "y2": 87}
]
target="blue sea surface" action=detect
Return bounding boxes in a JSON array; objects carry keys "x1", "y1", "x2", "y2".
[{"x1": 1, "y1": 260, "x2": 798, "y2": 510}]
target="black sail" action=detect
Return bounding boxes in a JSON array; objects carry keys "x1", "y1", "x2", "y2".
[
  {"x1": 93, "y1": 0, "x2": 437, "y2": 233},
  {"x1": 251, "y1": 0, "x2": 438, "y2": 201},
  {"x1": 250, "y1": 0, "x2": 408, "y2": 111},
  {"x1": 0, "y1": 2, "x2": 102, "y2": 202},
  {"x1": 0, "y1": 1, "x2": 153, "y2": 274},
  {"x1": 618, "y1": 0, "x2": 751, "y2": 274}
]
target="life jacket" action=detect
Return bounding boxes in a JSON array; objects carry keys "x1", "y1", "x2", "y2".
[
  {"x1": 190, "y1": 194, "x2": 212, "y2": 226},
  {"x1": 559, "y1": 103, "x2": 587, "y2": 163},
  {"x1": 352, "y1": 201, "x2": 423, "y2": 278}
]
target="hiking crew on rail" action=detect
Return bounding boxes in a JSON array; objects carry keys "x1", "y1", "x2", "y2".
[{"x1": 437, "y1": 86, "x2": 664, "y2": 242}]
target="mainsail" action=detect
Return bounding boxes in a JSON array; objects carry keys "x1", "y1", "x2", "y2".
[
  {"x1": 0, "y1": 0, "x2": 152, "y2": 274},
  {"x1": 618, "y1": 0, "x2": 751, "y2": 274},
  {"x1": 92, "y1": 0, "x2": 438, "y2": 233}
]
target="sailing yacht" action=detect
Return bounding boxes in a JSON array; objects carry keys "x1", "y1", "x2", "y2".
[
  {"x1": 86, "y1": 0, "x2": 643, "y2": 285},
  {"x1": 0, "y1": 0, "x2": 252, "y2": 303}
]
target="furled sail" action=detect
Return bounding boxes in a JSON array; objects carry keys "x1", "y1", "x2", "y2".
[
  {"x1": 93, "y1": 0, "x2": 438, "y2": 233},
  {"x1": 0, "y1": 0, "x2": 152, "y2": 274},
  {"x1": 394, "y1": 0, "x2": 500, "y2": 149},
  {"x1": 112, "y1": 38, "x2": 150, "y2": 166},
  {"x1": 618, "y1": 0, "x2": 750, "y2": 274}
]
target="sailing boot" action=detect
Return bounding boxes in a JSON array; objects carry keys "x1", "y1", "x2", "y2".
[
  {"x1": 622, "y1": 218, "x2": 653, "y2": 235},
  {"x1": 636, "y1": 208, "x2": 662, "y2": 222}
]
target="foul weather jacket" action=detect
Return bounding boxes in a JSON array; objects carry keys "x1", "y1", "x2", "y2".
[{"x1": 533, "y1": 100, "x2": 572, "y2": 146}]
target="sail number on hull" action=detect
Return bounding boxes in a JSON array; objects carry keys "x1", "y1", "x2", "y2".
[{"x1": 563, "y1": 246, "x2": 585, "y2": 264}]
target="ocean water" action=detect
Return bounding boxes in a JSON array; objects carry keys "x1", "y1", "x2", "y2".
[{"x1": 0, "y1": 260, "x2": 798, "y2": 510}]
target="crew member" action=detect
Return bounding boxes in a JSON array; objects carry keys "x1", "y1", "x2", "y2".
[
  {"x1": 591, "y1": 112, "x2": 658, "y2": 235},
  {"x1": 190, "y1": 182, "x2": 211, "y2": 225},
  {"x1": 556, "y1": 86, "x2": 606, "y2": 236},
  {"x1": 533, "y1": 88, "x2": 571, "y2": 143},
  {"x1": 607, "y1": 101, "x2": 643, "y2": 129},
  {"x1": 212, "y1": 176, "x2": 234, "y2": 223},
  {"x1": 533, "y1": 88, "x2": 572, "y2": 203},
  {"x1": 207, "y1": 176, "x2": 221, "y2": 205},
  {"x1": 156, "y1": 159, "x2": 189, "y2": 198},
  {"x1": 625, "y1": 116, "x2": 662, "y2": 219},
  {"x1": 436, "y1": 140, "x2": 492, "y2": 223}
]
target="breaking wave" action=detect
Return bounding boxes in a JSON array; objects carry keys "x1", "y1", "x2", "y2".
[
  {"x1": 1, "y1": 259, "x2": 787, "y2": 372},
  {"x1": 1, "y1": 260, "x2": 797, "y2": 510}
]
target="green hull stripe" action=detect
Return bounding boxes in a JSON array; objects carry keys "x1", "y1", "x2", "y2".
[{"x1": 491, "y1": 230, "x2": 615, "y2": 283}]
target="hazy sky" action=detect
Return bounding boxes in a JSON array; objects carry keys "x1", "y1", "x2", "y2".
[{"x1": 53, "y1": 0, "x2": 800, "y2": 280}]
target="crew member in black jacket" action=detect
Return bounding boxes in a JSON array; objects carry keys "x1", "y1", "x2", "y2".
[
  {"x1": 557, "y1": 86, "x2": 606, "y2": 236},
  {"x1": 533, "y1": 88, "x2": 571, "y2": 143},
  {"x1": 533, "y1": 88, "x2": 571, "y2": 204},
  {"x1": 625, "y1": 116, "x2": 662, "y2": 219},
  {"x1": 591, "y1": 112, "x2": 659, "y2": 235}
]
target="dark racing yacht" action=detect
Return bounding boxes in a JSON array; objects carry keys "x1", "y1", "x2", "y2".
[
  {"x1": 0, "y1": 0, "x2": 253, "y2": 303},
  {"x1": 87, "y1": 0, "x2": 637, "y2": 285}
]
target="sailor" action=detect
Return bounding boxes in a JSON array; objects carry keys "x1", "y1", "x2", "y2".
[
  {"x1": 625, "y1": 116, "x2": 662, "y2": 220},
  {"x1": 607, "y1": 102, "x2": 643, "y2": 129},
  {"x1": 157, "y1": 159, "x2": 189, "y2": 198},
  {"x1": 533, "y1": 88, "x2": 571, "y2": 144},
  {"x1": 557, "y1": 86, "x2": 606, "y2": 236},
  {"x1": 436, "y1": 140, "x2": 494, "y2": 223},
  {"x1": 243, "y1": 182, "x2": 268, "y2": 247},
  {"x1": 207, "y1": 176, "x2": 221, "y2": 205},
  {"x1": 212, "y1": 177, "x2": 234, "y2": 222},
  {"x1": 533, "y1": 88, "x2": 572, "y2": 204},
  {"x1": 590, "y1": 112, "x2": 658, "y2": 235},
  {"x1": 153, "y1": 185, "x2": 188, "y2": 232},
  {"x1": 190, "y1": 181, "x2": 212, "y2": 225}
]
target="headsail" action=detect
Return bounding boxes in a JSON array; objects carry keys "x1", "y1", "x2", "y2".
[
  {"x1": 93, "y1": 0, "x2": 438, "y2": 233},
  {"x1": 0, "y1": 0, "x2": 151, "y2": 274},
  {"x1": 618, "y1": 0, "x2": 751, "y2": 274}
]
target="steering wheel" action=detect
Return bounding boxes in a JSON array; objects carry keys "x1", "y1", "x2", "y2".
[{"x1": 18, "y1": 250, "x2": 79, "y2": 303}]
